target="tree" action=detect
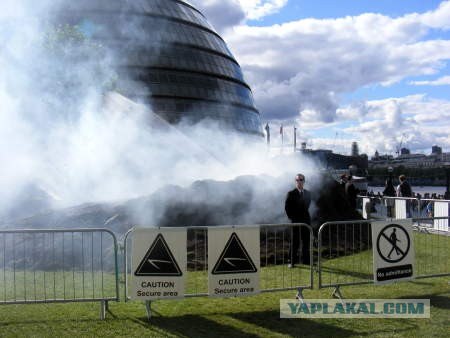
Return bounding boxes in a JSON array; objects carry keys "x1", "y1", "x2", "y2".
[{"x1": 39, "y1": 24, "x2": 118, "y2": 117}]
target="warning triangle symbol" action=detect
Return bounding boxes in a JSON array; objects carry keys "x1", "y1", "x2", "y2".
[
  {"x1": 212, "y1": 232, "x2": 257, "y2": 275},
  {"x1": 134, "y1": 234, "x2": 182, "y2": 276}
]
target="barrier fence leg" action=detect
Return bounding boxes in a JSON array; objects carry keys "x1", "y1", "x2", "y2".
[
  {"x1": 145, "y1": 301, "x2": 152, "y2": 321},
  {"x1": 332, "y1": 286, "x2": 344, "y2": 303},
  {"x1": 296, "y1": 287, "x2": 305, "y2": 303},
  {"x1": 100, "y1": 300, "x2": 107, "y2": 320}
]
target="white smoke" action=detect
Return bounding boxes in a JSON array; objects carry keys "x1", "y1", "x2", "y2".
[{"x1": 0, "y1": 0, "x2": 322, "y2": 223}]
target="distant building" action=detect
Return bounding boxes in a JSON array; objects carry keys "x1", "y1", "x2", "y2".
[
  {"x1": 351, "y1": 142, "x2": 359, "y2": 156},
  {"x1": 370, "y1": 151, "x2": 449, "y2": 169},
  {"x1": 400, "y1": 148, "x2": 410, "y2": 155},
  {"x1": 442, "y1": 152, "x2": 450, "y2": 163},
  {"x1": 370, "y1": 151, "x2": 393, "y2": 163},
  {"x1": 55, "y1": 0, "x2": 262, "y2": 136},
  {"x1": 432, "y1": 145, "x2": 442, "y2": 154},
  {"x1": 300, "y1": 148, "x2": 368, "y2": 170},
  {"x1": 369, "y1": 144, "x2": 450, "y2": 169}
]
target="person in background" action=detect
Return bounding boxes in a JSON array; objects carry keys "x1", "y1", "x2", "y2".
[
  {"x1": 382, "y1": 177, "x2": 396, "y2": 218},
  {"x1": 345, "y1": 175, "x2": 359, "y2": 210},
  {"x1": 339, "y1": 174, "x2": 348, "y2": 190},
  {"x1": 396, "y1": 174, "x2": 413, "y2": 217},
  {"x1": 396, "y1": 175, "x2": 413, "y2": 197},
  {"x1": 383, "y1": 178, "x2": 396, "y2": 197},
  {"x1": 426, "y1": 201, "x2": 433, "y2": 218},
  {"x1": 285, "y1": 173, "x2": 311, "y2": 266}
]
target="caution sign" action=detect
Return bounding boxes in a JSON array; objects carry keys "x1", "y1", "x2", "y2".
[
  {"x1": 134, "y1": 234, "x2": 182, "y2": 276},
  {"x1": 372, "y1": 220, "x2": 415, "y2": 284},
  {"x1": 208, "y1": 227, "x2": 260, "y2": 297},
  {"x1": 131, "y1": 228, "x2": 186, "y2": 300},
  {"x1": 212, "y1": 232, "x2": 258, "y2": 274}
]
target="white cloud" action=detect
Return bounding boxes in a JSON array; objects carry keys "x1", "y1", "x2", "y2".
[
  {"x1": 222, "y1": 1, "x2": 450, "y2": 126},
  {"x1": 410, "y1": 75, "x2": 450, "y2": 86},
  {"x1": 273, "y1": 94, "x2": 450, "y2": 155},
  {"x1": 420, "y1": 0, "x2": 450, "y2": 29},
  {"x1": 338, "y1": 95, "x2": 450, "y2": 155},
  {"x1": 188, "y1": 0, "x2": 288, "y2": 32},
  {"x1": 239, "y1": 0, "x2": 288, "y2": 20},
  {"x1": 188, "y1": 0, "x2": 246, "y2": 33}
]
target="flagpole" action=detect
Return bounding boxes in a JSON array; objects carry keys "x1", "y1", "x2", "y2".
[
  {"x1": 280, "y1": 124, "x2": 284, "y2": 154},
  {"x1": 294, "y1": 126, "x2": 297, "y2": 153}
]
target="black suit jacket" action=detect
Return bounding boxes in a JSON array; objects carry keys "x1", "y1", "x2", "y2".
[
  {"x1": 399, "y1": 181, "x2": 412, "y2": 197},
  {"x1": 285, "y1": 188, "x2": 311, "y2": 224}
]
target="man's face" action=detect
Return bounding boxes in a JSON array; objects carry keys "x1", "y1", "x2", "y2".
[{"x1": 295, "y1": 175, "x2": 305, "y2": 189}]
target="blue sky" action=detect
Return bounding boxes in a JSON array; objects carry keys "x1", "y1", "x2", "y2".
[{"x1": 251, "y1": 0, "x2": 445, "y2": 25}]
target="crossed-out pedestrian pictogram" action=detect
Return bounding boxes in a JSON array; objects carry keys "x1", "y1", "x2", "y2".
[{"x1": 376, "y1": 224, "x2": 410, "y2": 263}]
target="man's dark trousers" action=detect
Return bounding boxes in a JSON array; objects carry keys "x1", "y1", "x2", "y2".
[
  {"x1": 285, "y1": 188, "x2": 312, "y2": 265},
  {"x1": 291, "y1": 225, "x2": 311, "y2": 264}
]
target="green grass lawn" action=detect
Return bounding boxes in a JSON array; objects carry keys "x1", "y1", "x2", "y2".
[
  {"x1": 0, "y1": 231, "x2": 448, "y2": 337},
  {"x1": 0, "y1": 277, "x2": 448, "y2": 337},
  {"x1": 319, "y1": 231, "x2": 450, "y2": 287}
]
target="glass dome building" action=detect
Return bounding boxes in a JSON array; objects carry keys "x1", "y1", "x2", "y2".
[{"x1": 57, "y1": 0, "x2": 262, "y2": 135}]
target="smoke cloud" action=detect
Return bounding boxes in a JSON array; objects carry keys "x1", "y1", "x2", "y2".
[{"x1": 0, "y1": 0, "x2": 322, "y2": 226}]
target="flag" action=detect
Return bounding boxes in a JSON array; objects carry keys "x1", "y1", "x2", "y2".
[{"x1": 280, "y1": 125, "x2": 283, "y2": 135}]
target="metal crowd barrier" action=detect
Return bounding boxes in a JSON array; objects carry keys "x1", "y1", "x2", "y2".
[
  {"x1": 360, "y1": 196, "x2": 450, "y2": 232},
  {"x1": 317, "y1": 217, "x2": 450, "y2": 297},
  {"x1": 359, "y1": 196, "x2": 433, "y2": 220},
  {"x1": 0, "y1": 229, "x2": 120, "y2": 319},
  {"x1": 123, "y1": 223, "x2": 313, "y2": 302},
  {"x1": 259, "y1": 223, "x2": 314, "y2": 297},
  {"x1": 419, "y1": 199, "x2": 450, "y2": 232},
  {"x1": 359, "y1": 196, "x2": 387, "y2": 219},
  {"x1": 317, "y1": 220, "x2": 373, "y2": 293}
]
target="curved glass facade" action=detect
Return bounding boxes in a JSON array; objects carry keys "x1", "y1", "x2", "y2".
[{"x1": 57, "y1": 0, "x2": 262, "y2": 135}]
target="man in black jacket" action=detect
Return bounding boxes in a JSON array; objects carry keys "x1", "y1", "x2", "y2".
[
  {"x1": 396, "y1": 175, "x2": 412, "y2": 197},
  {"x1": 285, "y1": 173, "x2": 311, "y2": 266}
]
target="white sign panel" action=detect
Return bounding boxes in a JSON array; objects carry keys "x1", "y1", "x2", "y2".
[
  {"x1": 362, "y1": 197, "x2": 370, "y2": 219},
  {"x1": 395, "y1": 199, "x2": 407, "y2": 219},
  {"x1": 131, "y1": 228, "x2": 186, "y2": 300},
  {"x1": 372, "y1": 220, "x2": 415, "y2": 284},
  {"x1": 433, "y1": 201, "x2": 449, "y2": 232},
  {"x1": 208, "y1": 226, "x2": 260, "y2": 297}
]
